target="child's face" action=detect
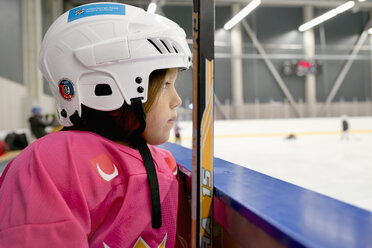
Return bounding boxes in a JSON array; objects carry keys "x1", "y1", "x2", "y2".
[{"x1": 143, "y1": 69, "x2": 181, "y2": 145}]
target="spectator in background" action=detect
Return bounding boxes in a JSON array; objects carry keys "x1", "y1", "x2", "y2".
[
  {"x1": 341, "y1": 115, "x2": 349, "y2": 141},
  {"x1": 28, "y1": 107, "x2": 53, "y2": 139},
  {"x1": 50, "y1": 113, "x2": 63, "y2": 133},
  {"x1": 0, "y1": 140, "x2": 9, "y2": 156},
  {"x1": 174, "y1": 121, "x2": 182, "y2": 145}
]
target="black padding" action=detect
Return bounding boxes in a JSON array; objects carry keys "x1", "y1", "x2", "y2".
[
  {"x1": 130, "y1": 98, "x2": 162, "y2": 228},
  {"x1": 95, "y1": 84, "x2": 112, "y2": 96}
]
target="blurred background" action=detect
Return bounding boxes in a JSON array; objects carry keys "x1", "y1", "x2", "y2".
[{"x1": 2, "y1": 0, "x2": 372, "y2": 127}]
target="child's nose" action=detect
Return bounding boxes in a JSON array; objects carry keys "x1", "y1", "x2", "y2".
[{"x1": 171, "y1": 89, "x2": 182, "y2": 109}]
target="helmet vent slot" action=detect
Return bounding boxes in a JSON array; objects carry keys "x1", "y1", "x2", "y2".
[
  {"x1": 95, "y1": 84, "x2": 112, "y2": 96},
  {"x1": 148, "y1": 38, "x2": 178, "y2": 54},
  {"x1": 160, "y1": 40, "x2": 171, "y2": 53},
  {"x1": 147, "y1": 39, "x2": 163, "y2": 54}
]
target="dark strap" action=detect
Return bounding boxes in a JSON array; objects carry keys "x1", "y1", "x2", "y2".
[{"x1": 130, "y1": 98, "x2": 162, "y2": 229}]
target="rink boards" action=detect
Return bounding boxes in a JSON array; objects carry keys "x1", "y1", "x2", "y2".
[{"x1": 159, "y1": 142, "x2": 372, "y2": 248}]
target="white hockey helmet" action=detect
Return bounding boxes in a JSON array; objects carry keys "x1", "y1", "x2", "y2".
[{"x1": 39, "y1": 2, "x2": 191, "y2": 126}]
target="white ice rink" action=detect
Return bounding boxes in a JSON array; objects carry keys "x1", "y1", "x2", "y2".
[{"x1": 171, "y1": 117, "x2": 372, "y2": 212}]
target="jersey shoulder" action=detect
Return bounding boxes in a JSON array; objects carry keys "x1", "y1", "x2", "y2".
[{"x1": 150, "y1": 146, "x2": 177, "y2": 175}]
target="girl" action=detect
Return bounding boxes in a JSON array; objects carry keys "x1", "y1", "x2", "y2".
[{"x1": 0, "y1": 2, "x2": 191, "y2": 247}]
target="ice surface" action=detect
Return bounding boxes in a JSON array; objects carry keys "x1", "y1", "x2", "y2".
[{"x1": 170, "y1": 117, "x2": 372, "y2": 211}]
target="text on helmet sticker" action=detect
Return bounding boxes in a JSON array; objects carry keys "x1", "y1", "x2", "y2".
[{"x1": 68, "y1": 3, "x2": 126, "y2": 22}]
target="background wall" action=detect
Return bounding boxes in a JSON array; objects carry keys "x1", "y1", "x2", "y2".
[
  {"x1": 0, "y1": 77, "x2": 27, "y2": 128},
  {"x1": 0, "y1": 0, "x2": 23, "y2": 85},
  {"x1": 0, "y1": 0, "x2": 55, "y2": 130}
]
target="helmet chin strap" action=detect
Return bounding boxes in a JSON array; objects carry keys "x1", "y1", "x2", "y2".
[
  {"x1": 68, "y1": 99, "x2": 162, "y2": 228},
  {"x1": 129, "y1": 97, "x2": 162, "y2": 229}
]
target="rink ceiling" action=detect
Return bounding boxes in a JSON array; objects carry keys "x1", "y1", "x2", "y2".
[{"x1": 2, "y1": 0, "x2": 372, "y2": 103}]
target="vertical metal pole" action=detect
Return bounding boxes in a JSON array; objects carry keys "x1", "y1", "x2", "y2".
[
  {"x1": 22, "y1": 0, "x2": 43, "y2": 101},
  {"x1": 231, "y1": 4, "x2": 244, "y2": 119},
  {"x1": 303, "y1": 6, "x2": 317, "y2": 117},
  {"x1": 22, "y1": 0, "x2": 43, "y2": 127},
  {"x1": 192, "y1": 0, "x2": 215, "y2": 247},
  {"x1": 370, "y1": 11, "x2": 372, "y2": 102}
]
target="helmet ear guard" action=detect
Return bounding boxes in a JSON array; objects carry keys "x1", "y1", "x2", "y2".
[{"x1": 79, "y1": 73, "x2": 124, "y2": 111}]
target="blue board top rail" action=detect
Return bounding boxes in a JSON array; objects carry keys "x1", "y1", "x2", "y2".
[{"x1": 159, "y1": 142, "x2": 372, "y2": 248}]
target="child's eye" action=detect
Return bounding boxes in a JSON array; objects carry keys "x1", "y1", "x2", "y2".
[{"x1": 163, "y1": 82, "x2": 171, "y2": 89}]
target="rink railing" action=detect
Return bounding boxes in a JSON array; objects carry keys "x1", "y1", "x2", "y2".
[{"x1": 159, "y1": 142, "x2": 372, "y2": 248}]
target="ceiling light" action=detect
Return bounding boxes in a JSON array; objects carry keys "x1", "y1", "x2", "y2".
[
  {"x1": 147, "y1": 2, "x2": 157, "y2": 13},
  {"x1": 298, "y1": 1, "x2": 355, "y2": 32},
  {"x1": 224, "y1": 0, "x2": 261, "y2": 30}
]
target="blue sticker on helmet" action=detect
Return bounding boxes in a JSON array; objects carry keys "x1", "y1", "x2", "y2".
[{"x1": 68, "y1": 3, "x2": 126, "y2": 22}]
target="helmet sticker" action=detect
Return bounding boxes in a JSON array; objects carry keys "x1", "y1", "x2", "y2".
[
  {"x1": 68, "y1": 3, "x2": 126, "y2": 22},
  {"x1": 59, "y1": 79, "x2": 75, "y2": 100}
]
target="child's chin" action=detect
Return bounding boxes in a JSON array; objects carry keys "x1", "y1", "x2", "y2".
[{"x1": 148, "y1": 135, "x2": 169, "y2": 146}]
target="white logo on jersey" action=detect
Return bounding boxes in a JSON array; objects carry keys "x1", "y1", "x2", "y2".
[{"x1": 96, "y1": 163, "x2": 119, "y2": 182}]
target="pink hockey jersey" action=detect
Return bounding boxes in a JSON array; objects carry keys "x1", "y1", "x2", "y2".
[{"x1": 0, "y1": 131, "x2": 179, "y2": 247}]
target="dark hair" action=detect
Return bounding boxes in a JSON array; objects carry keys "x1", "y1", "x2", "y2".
[{"x1": 63, "y1": 69, "x2": 169, "y2": 144}]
